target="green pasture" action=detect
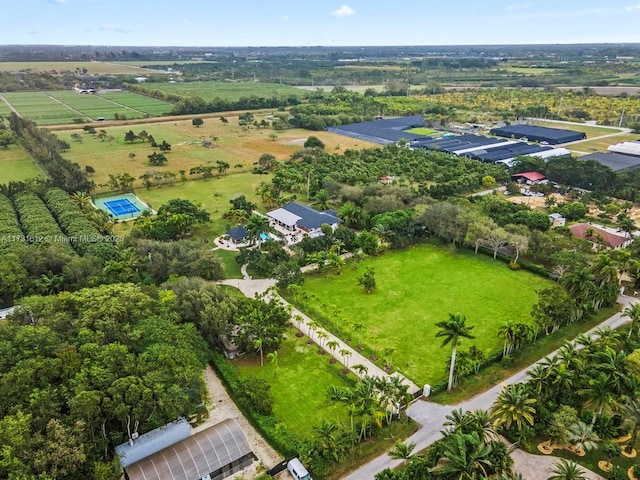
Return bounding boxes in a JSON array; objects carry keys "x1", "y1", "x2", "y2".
[
  {"x1": 136, "y1": 81, "x2": 305, "y2": 102},
  {"x1": 569, "y1": 133, "x2": 640, "y2": 154},
  {"x1": 298, "y1": 242, "x2": 553, "y2": 386},
  {"x1": 2, "y1": 91, "x2": 82, "y2": 124},
  {"x1": 0, "y1": 144, "x2": 43, "y2": 183},
  {"x1": 532, "y1": 120, "x2": 623, "y2": 138},
  {"x1": 233, "y1": 329, "x2": 357, "y2": 439},
  {"x1": 0, "y1": 97, "x2": 13, "y2": 116},
  {"x1": 500, "y1": 67, "x2": 558, "y2": 75}
]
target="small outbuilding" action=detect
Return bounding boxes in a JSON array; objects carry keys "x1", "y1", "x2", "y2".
[
  {"x1": 225, "y1": 225, "x2": 250, "y2": 247},
  {"x1": 512, "y1": 171, "x2": 546, "y2": 184}
]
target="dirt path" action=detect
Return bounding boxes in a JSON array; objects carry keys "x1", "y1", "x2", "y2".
[
  {"x1": 194, "y1": 366, "x2": 282, "y2": 474},
  {"x1": 45, "y1": 92, "x2": 91, "y2": 120}
]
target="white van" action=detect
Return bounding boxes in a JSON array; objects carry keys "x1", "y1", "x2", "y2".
[{"x1": 287, "y1": 458, "x2": 312, "y2": 480}]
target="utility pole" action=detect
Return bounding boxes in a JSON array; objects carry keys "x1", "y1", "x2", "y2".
[{"x1": 619, "y1": 97, "x2": 629, "y2": 128}]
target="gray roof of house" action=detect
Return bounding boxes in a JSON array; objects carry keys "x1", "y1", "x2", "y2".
[
  {"x1": 579, "y1": 152, "x2": 640, "y2": 171},
  {"x1": 115, "y1": 417, "x2": 191, "y2": 468},
  {"x1": 280, "y1": 202, "x2": 343, "y2": 230},
  {"x1": 124, "y1": 419, "x2": 253, "y2": 480}
]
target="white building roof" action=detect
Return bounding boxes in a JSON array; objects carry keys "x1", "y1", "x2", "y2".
[{"x1": 267, "y1": 208, "x2": 301, "y2": 227}]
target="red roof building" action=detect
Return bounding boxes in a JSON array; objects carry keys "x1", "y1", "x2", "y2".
[
  {"x1": 569, "y1": 223, "x2": 631, "y2": 249},
  {"x1": 512, "y1": 171, "x2": 546, "y2": 183}
]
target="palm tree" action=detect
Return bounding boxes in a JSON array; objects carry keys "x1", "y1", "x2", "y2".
[
  {"x1": 71, "y1": 191, "x2": 92, "y2": 210},
  {"x1": 316, "y1": 330, "x2": 329, "y2": 351},
  {"x1": 498, "y1": 321, "x2": 518, "y2": 357},
  {"x1": 470, "y1": 409, "x2": 497, "y2": 443},
  {"x1": 548, "y1": 459, "x2": 587, "y2": 480},
  {"x1": 623, "y1": 303, "x2": 640, "y2": 339},
  {"x1": 560, "y1": 268, "x2": 596, "y2": 303},
  {"x1": 567, "y1": 421, "x2": 599, "y2": 454},
  {"x1": 579, "y1": 372, "x2": 618, "y2": 426},
  {"x1": 266, "y1": 351, "x2": 278, "y2": 380},
  {"x1": 352, "y1": 364, "x2": 368, "y2": 377},
  {"x1": 326, "y1": 340, "x2": 339, "y2": 358},
  {"x1": 313, "y1": 419, "x2": 339, "y2": 461},
  {"x1": 435, "y1": 313, "x2": 476, "y2": 391},
  {"x1": 338, "y1": 201, "x2": 362, "y2": 227},
  {"x1": 490, "y1": 383, "x2": 536, "y2": 430},
  {"x1": 527, "y1": 364, "x2": 551, "y2": 399},
  {"x1": 430, "y1": 431, "x2": 493, "y2": 480},
  {"x1": 312, "y1": 189, "x2": 333, "y2": 210},
  {"x1": 591, "y1": 253, "x2": 620, "y2": 287},
  {"x1": 622, "y1": 398, "x2": 640, "y2": 448},
  {"x1": 254, "y1": 338, "x2": 264, "y2": 366},
  {"x1": 390, "y1": 440, "x2": 416, "y2": 463},
  {"x1": 246, "y1": 214, "x2": 270, "y2": 245},
  {"x1": 339, "y1": 349, "x2": 352, "y2": 368}
]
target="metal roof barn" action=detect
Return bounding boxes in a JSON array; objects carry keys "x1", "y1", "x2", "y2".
[{"x1": 490, "y1": 124, "x2": 586, "y2": 144}]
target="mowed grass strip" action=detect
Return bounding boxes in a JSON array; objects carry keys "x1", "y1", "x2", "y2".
[
  {"x1": 0, "y1": 144, "x2": 43, "y2": 183},
  {"x1": 233, "y1": 329, "x2": 357, "y2": 439},
  {"x1": 137, "y1": 81, "x2": 305, "y2": 102},
  {"x1": 569, "y1": 133, "x2": 640, "y2": 154},
  {"x1": 300, "y1": 242, "x2": 553, "y2": 386},
  {"x1": 532, "y1": 120, "x2": 622, "y2": 138}
]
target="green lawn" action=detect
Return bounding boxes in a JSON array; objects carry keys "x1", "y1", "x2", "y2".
[
  {"x1": 215, "y1": 249, "x2": 243, "y2": 279},
  {"x1": 297, "y1": 242, "x2": 553, "y2": 386},
  {"x1": 405, "y1": 127, "x2": 437, "y2": 136},
  {"x1": 137, "y1": 81, "x2": 306, "y2": 102},
  {"x1": 233, "y1": 329, "x2": 357, "y2": 439},
  {"x1": 569, "y1": 133, "x2": 640, "y2": 154},
  {"x1": 0, "y1": 144, "x2": 43, "y2": 183},
  {"x1": 134, "y1": 173, "x2": 266, "y2": 236}
]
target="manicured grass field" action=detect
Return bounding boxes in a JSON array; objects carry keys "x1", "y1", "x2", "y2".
[
  {"x1": 233, "y1": 329, "x2": 357, "y2": 438},
  {"x1": 58, "y1": 115, "x2": 374, "y2": 189},
  {"x1": 569, "y1": 133, "x2": 640, "y2": 154},
  {"x1": 1, "y1": 90, "x2": 172, "y2": 124},
  {"x1": 212, "y1": 249, "x2": 243, "y2": 279},
  {"x1": 137, "y1": 81, "x2": 305, "y2": 102},
  {"x1": 298, "y1": 242, "x2": 553, "y2": 386},
  {"x1": 532, "y1": 120, "x2": 623, "y2": 138},
  {"x1": 0, "y1": 144, "x2": 43, "y2": 183}
]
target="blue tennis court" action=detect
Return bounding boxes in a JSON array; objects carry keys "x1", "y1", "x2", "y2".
[
  {"x1": 104, "y1": 198, "x2": 140, "y2": 216},
  {"x1": 93, "y1": 193, "x2": 152, "y2": 221}
]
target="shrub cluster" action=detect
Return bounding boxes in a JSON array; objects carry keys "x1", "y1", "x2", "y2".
[
  {"x1": 0, "y1": 194, "x2": 25, "y2": 253},
  {"x1": 14, "y1": 193, "x2": 75, "y2": 254}
]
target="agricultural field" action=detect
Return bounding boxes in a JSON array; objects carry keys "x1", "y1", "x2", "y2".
[
  {"x1": 58, "y1": 115, "x2": 374, "y2": 188},
  {"x1": 499, "y1": 66, "x2": 559, "y2": 75},
  {"x1": 1, "y1": 90, "x2": 172, "y2": 124},
  {"x1": 0, "y1": 96, "x2": 13, "y2": 116},
  {"x1": 298, "y1": 242, "x2": 553, "y2": 386},
  {"x1": 137, "y1": 81, "x2": 305, "y2": 102},
  {"x1": 0, "y1": 143, "x2": 43, "y2": 182},
  {"x1": 233, "y1": 329, "x2": 357, "y2": 438},
  {"x1": 405, "y1": 127, "x2": 437, "y2": 135},
  {"x1": 569, "y1": 133, "x2": 640, "y2": 154},
  {"x1": 0, "y1": 61, "x2": 160, "y2": 74}
]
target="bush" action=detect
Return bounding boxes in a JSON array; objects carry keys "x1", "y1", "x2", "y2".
[
  {"x1": 606, "y1": 465, "x2": 627, "y2": 480},
  {"x1": 508, "y1": 260, "x2": 520, "y2": 270}
]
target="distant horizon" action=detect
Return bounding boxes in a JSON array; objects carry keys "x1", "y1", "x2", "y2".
[{"x1": 4, "y1": 1, "x2": 640, "y2": 47}]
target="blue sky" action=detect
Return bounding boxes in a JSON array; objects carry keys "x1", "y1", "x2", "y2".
[{"x1": 3, "y1": 0, "x2": 640, "y2": 46}]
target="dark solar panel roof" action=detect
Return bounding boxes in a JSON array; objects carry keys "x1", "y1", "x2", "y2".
[
  {"x1": 579, "y1": 152, "x2": 640, "y2": 171},
  {"x1": 327, "y1": 115, "x2": 429, "y2": 144},
  {"x1": 124, "y1": 419, "x2": 253, "y2": 480},
  {"x1": 489, "y1": 124, "x2": 586, "y2": 144}
]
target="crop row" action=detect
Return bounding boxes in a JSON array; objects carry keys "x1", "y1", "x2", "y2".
[
  {"x1": 14, "y1": 193, "x2": 75, "y2": 254},
  {"x1": 44, "y1": 188, "x2": 118, "y2": 260},
  {"x1": 0, "y1": 194, "x2": 25, "y2": 253}
]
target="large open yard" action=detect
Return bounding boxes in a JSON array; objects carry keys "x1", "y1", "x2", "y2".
[
  {"x1": 58, "y1": 115, "x2": 374, "y2": 189},
  {"x1": 532, "y1": 120, "x2": 623, "y2": 138},
  {"x1": 233, "y1": 329, "x2": 356, "y2": 439},
  {"x1": 298, "y1": 242, "x2": 553, "y2": 386},
  {"x1": 569, "y1": 133, "x2": 640, "y2": 154},
  {"x1": 0, "y1": 143, "x2": 43, "y2": 182},
  {"x1": 137, "y1": 81, "x2": 306, "y2": 102}
]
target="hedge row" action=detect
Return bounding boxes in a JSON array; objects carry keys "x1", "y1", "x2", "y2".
[
  {"x1": 14, "y1": 193, "x2": 75, "y2": 254},
  {"x1": 209, "y1": 351, "x2": 301, "y2": 457},
  {"x1": 44, "y1": 188, "x2": 118, "y2": 260},
  {"x1": 476, "y1": 246, "x2": 552, "y2": 278},
  {"x1": 0, "y1": 194, "x2": 25, "y2": 253}
]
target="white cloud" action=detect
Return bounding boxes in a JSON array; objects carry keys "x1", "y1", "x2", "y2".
[
  {"x1": 626, "y1": 4, "x2": 640, "y2": 10},
  {"x1": 279, "y1": 15, "x2": 289, "y2": 22},
  {"x1": 331, "y1": 4, "x2": 355, "y2": 18},
  {"x1": 51, "y1": 0, "x2": 69, "y2": 4},
  {"x1": 506, "y1": 2, "x2": 532, "y2": 11}
]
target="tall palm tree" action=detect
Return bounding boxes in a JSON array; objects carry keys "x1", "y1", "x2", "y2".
[
  {"x1": 591, "y1": 253, "x2": 620, "y2": 287},
  {"x1": 436, "y1": 313, "x2": 476, "y2": 391},
  {"x1": 430, "y1": 431, "x2": 493, "y2": 480},
  {"x1": 497, "y1": 321, "x2": 518, "y2": 357},
  {"x1": 548, "y1": 459, "x2": 587, "y2": 480},
  {"x1": 339, "y1": 349, "x2": 352, "y2": 368},
  {"x1": 579, "y1": 372, "x2": 618, "y2": 426},
  {"x1": 527, "y1": 364, "x2": 551, "y2": 399},
  {"x1": 266, "y1": 351, "x2": 278, "y2": 380},
  {"x1": 560, "y1": 268, "x2": 595, "y2": 303},
  {"x1": 567, "y1": 421, "x2": 599, "y2": 454},
  {"x1": 71, "y1": 191, "x2": 92, "y2": 211},
  {"x1": 623, "y1": 303, "x2": 640, "y2": 339},
  {"x1": 312, "y1": 189, "x2": 333, "y2": 210},
  {"x1": 338, "y1": 201, "x2": 362, "y2": 227},
  {"x1": 490, "y1": 383, "x2": 536, "y2": 430},
  {"x1": 622, "y1": 398, "x2": 640, "y2": 447},
  {"x1": 246, "y1": 214, "x2": 270, "y2": 245},
  {"x1": 313, "y1": 419, "x2": 339, "y2": 460}
]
